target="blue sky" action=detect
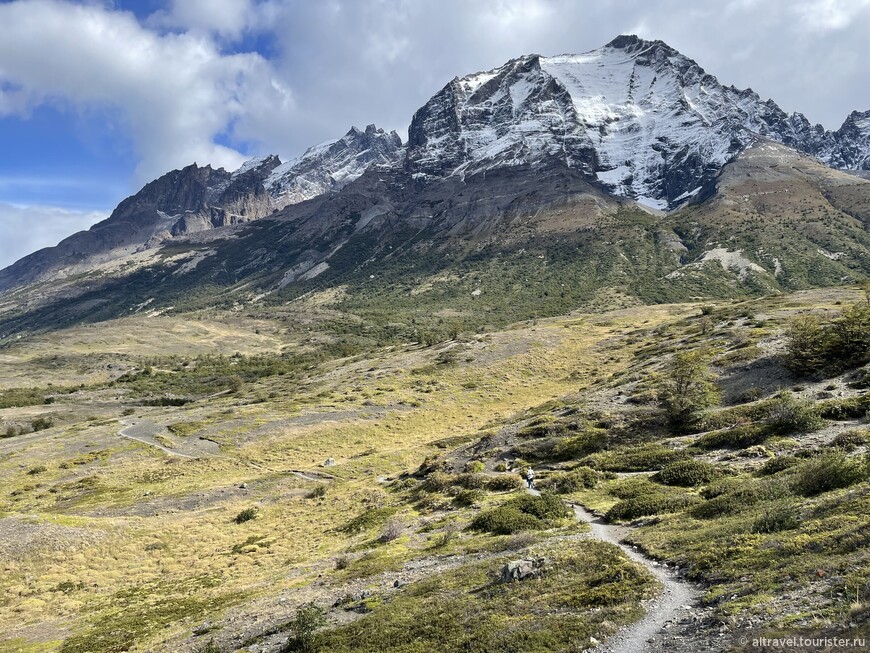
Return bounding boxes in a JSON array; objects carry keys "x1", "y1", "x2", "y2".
[{"x1": 1, "y1": 0, "x2": 869, "y2": 269}]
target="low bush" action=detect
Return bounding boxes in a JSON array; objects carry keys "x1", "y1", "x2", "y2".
[
  {"x1": 233, "y1": 507, "x2": 259, "y2": 524},
  {"x1": 340, "y1": 507, "x2": 397, "y2": 534},
  {"x1": 307, "y1": 485, "x2": 327, "y2": 499},
  {"x1": 453, "y1": 473, "x2": 487, "y2": 490},
  {"x1": 765, "y1": 393, "x2": 823, "y2": 435},
  {"x1": 31, "y1": 416, "x2": 54, "y2": 432},
  {"x1": 379, "y1": 519, "x2": 404, "y2": 543},
  {"x1": 606, "y1": 493, "x2": 697, "y2": 522},
  {"x1": 691, "y1": 478, "x2": 792, "y2": 519},
  {"x1": 283, "y1": 602, "x2": 327, "y2": 652},
  {"x1": 551, "y1": 429, "x2": 609, "y2": 460},
  {"x1": 471, "y1": 493, "x2": 570, "y2": 535},
  {"x1": 693, "y1": 424, "x2": 770, "y2": 450},
  {"x1": 790, "y1": 451, "x2": 868, "y2": 497},
  {"x1": 752, "y1": 502, "x2": 799, "y2": 534},
  {"x1": 818, "y1": 394, "x2": 870, "y2": 420},
  {"x1": 831, "y1": 429, "x2": 870, "y2": 450},
  {"x1": 485, "y1": 475, "x2": 524, "y2": 492},
  {"x1": 759, "y1": 455, "x2": 799, "y2": 476},
  {"x1": 538, "y1": 467, "x2": 608, "y2": 493},
  {"x1": 584, "y1": 444, "x2": 688, "y2": 472},
  {"x1": 453, "y1": 489, "x2": 485, "y2": 507},
  {"x1": 654, "y1": 459, "x2": 720, "y2": 487}
]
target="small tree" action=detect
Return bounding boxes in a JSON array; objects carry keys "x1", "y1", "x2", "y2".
[
  {"x1": 285, "y1": 602, "x2": 327, "y2": 652},
  {"x1": 784, "y1": 314, "x2": 827, "y2": 377},
  {"x1": 832, "y1": 303, "x2": 870, "y2": 370},
  {"x1": 658, "y1": 349, "x2": 719, "y2": 429}
]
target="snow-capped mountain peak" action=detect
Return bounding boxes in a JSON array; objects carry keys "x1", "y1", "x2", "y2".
[
  {"x1": 264, "y1": 124, "x2": 403, "y2": 207},
  {"x1": 406, "y1": 35, "x2": 869, "y2": 209}
]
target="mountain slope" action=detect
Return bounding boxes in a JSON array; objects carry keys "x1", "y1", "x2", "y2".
[{"x1": 3, "y1": 35, "x2": 870, "y2": 339}]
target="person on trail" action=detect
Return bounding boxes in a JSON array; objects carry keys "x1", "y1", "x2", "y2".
[{"x1": 525, "y1": 467, "x2": 535, "y2": 489}]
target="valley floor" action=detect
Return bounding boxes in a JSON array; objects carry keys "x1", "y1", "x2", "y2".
[{"x1": 1, "y1": 288, "x2": 868, "y2": 652}]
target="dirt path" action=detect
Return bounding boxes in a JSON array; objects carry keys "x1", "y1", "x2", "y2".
[
  {"x1": 118, "y1": 419, "x2": 196, "y2": 458},
  {"x1": 529, "y1": 487, "x2": 702, "y2": 653}
]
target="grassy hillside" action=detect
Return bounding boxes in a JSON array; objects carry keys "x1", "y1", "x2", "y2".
[{"x1": 1, "y1": 286, "x2": 868, "y2": 652}]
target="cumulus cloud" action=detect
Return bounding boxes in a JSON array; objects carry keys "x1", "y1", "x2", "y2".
[
  {"x1": 149, "y1": 0, "x2": 256, "y2": 38},
  {"x1": 0, "y1": 0, "x2": 293, "y2": 183},
  {"x1": 0, "y1": 203, "x2": 106, "y2": 269}
]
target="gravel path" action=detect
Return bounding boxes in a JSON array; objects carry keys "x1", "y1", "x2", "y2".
[
  {"x1": 528, "y1": 487, "x2": 703, "y2": 653},
  {"x1": 571, "y1": 503, "x2": 702, "y2": 653},
  {"x1": 118, "y1": 419, "x2": 196, "y2": 458}
]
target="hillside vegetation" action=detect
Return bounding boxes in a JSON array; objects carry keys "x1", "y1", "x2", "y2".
[{"x1": 1, "y1": 286, "x2": 868, "y2": 652}]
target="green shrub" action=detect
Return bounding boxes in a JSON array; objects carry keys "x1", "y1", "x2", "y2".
[
  {"x1": 421, "y1": 472, "x2": 454, "y2": 493},
  {"x1": 765, "y1": 393, "x2": 823, "y2": 434},
  {"x1": 538, "y1": 467, "x2": 607, "y2": 493},
  {"x1": 818, "y1": 394, "x2": 870, "y2": 420},
  {"x1": 307, "y1": 485, "x2": 327, "y2": 499},
  {"x1": 691, "y1": 479, "x2": 792, "y2": 519},
  {"x1": 233, "y1": 507, "x2": 259, "y2": 524},
  {"x1": 606, "y1": 494, "x2": 696, "y2": 522},
  {"x1": 283, "y1": 602, "x2": 327, "y2": 652},
  {"x1": 658, "y1": 349, "x2": 720, "y2": 429},
  {"x1": 609, "y1": 477, "x2": 660, "y2": 500},
  {"x1": 831, "y1": 429, "x2": 870, "y2": 450},
  {"x1": 784, "y1": 303, "x2": 870, "y2": 377},
  {"x1": 471, "y1": 493, "x2": 570, "y2": 535},
  {"x1": 340, "y1": 507, "x2": 397, "y2": 534},
  {"x1": 759, "y1": 455, "x2": 799, "y2": 476},
  {"x1": 453, "y1": 489, "x2": 484, "y2": 507},
  {"x1": 585, "y1": 444, "x2": 688, "y2": 472},
  {"x1": 485, "y1": 475, "x2": 524, "y2": 492},
  {"x1": 752, "y1": 503, "x2": 799, "y2": 534},
  {"x1": 791, "y1": 451, "x2": 868, "y2": 497},
  {"x1": 552, "y1": 429, "x2": 609, "y2": 460},
  {"x1": 27, "y1": 465, "x2": 48, "y2": 475},
  {"x1": 454, "y1": 473, "x2": 487, "y2": 490},
  {"x1": 31, "y1": 416, "x2": 54, "y2": 432},
  {"x1": 693, "y1": 424, "x2": 769, "y2": 450},
  {"x1": 464, "y1": 461, "x2": 485, "y2": 474},
  {"x1": 654, "y1": 459, "x2": 720, "y2": 487},
  {"x1": 783, "y1": 314, "x2": 828, "y2": 377}
]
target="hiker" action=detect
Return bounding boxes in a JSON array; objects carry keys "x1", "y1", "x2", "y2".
[{"x1": 525, "y1": 467, "x2": 535, "y2": 489}]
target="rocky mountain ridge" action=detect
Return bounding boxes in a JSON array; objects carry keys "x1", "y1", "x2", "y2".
[
  {"x1": 1, "y1": 34, "x2": 870, "y2": 306},
  {"x1": 406, "y1": 35, "x2": 870, "y2": 209}
]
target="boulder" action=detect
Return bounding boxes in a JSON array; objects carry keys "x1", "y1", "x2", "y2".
[{"x1": 500, "y1": 557, "x2": 545, "y2": 583}]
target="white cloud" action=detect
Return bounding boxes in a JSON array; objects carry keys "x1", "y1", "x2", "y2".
[
  {"x1": 793, "y1": 0, "x2": 870, "y2": 31},
  {"x1": 149, "y1": 0, "x2": 255, "y2": 38},
  {"x1": 0, "y1": 0, "x2": 293, "y2": 183},
  {"x1": 0, "y1": 203, "x2": 106, "y2": 269}
]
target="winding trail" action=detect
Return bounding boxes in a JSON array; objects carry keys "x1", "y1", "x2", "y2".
[
  {"x1": 118, "y1": 419, "x2": 196, "y2": 458},
  {"x1": 529, "y1": 487, "x2": 701, "y2": 653}
]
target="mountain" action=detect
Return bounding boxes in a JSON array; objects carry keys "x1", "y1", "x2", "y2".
[
  {"x1": 0, "y1": 125, "x2": 402, "y2": 290},
  {"x1": 265, "y1": 124, "x2": 403, "y2": 206},
  {"x1": 406, "y1": 34, "x2": 869, "y2": 209},
  {"x1": 2, "y1": 35, "x2": 870, "y2": 339}
]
